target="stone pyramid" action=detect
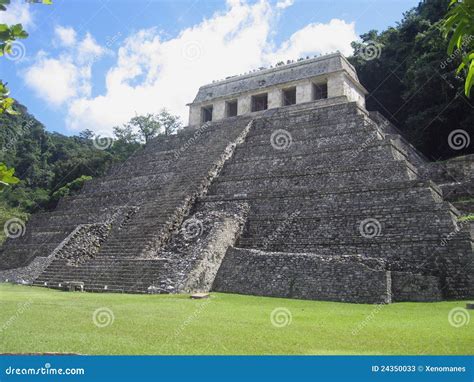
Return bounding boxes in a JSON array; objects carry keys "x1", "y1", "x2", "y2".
[{"x1": 1, "y1": 53, "x2": 472, "y2": 303}]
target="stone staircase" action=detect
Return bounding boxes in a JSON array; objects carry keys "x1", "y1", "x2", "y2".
[
  {"x1": 1, "y1": 117, "x2": 253, "y2": 291},
  {"x1": 35, "y1": 258, "x2": 169, "y2": 293}
]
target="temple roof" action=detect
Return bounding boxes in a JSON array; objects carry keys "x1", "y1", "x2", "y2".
[{"x1": 191, "y1": 52, "x2": 360, "y2": 105}]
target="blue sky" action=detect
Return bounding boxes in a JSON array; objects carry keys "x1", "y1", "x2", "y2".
[{"x1": 0, "y1": 0, "x2": 420, "y2": 135}]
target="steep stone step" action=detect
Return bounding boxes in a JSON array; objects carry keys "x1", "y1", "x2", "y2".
[
  {"x1": 217, "y1": 159, "x2": 413, "y2": 182},
  {"x1": 202, "y1": 179, "x2": 443, "y2": 202},
  {"x1": 222, "y1": 142, "x2": 401, "y2": 176},
  {"x1": 209, "y1": 161, "x2": 416, "y2": 195}
]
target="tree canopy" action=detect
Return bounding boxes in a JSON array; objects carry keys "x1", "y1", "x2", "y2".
[
  {"x1": 0, "y1": 102, "x2": 182, "y2": 213},
  {"x1": 349, "y1": 0, "x2": 473, "y2": 160},
  {"x1": 114, "y1": 109, "x2": 183, "y2": 143}
]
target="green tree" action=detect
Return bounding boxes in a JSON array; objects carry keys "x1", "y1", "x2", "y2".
[
  {"x1": 0, "y1": 82, "x2": 15, "y2": 114},
  {"x1": 113, "y1": 124, "x2": 139, "y2": 144},
  {"x1": 442, "y1": 0, "x2": 474, "y2": 97},
  {"x1": 0, "y1": 0, "x2": 28, "y2": 115},
  {"x1": 49, "y1": 175, "x2": 92, "y2": 207},
  {"x1": 120, "y1": 110, "x2": 182, "y2": 143},
  {"x1": 78, "y1": 129, "x2": 95, "y2": 141},
  {"x1": 112, "y1": 124, "x2": 141, "y2": 161},
  {"x1": 157, "y1": 108, "x2": 182, "y2": 136},
  {"x1": 127, "y1": 113, "x2": 161, "y2": 143}
]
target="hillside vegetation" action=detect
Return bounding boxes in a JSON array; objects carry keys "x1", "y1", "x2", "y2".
[{"x1": 349, "y1": 0, "x2": 473, "y2": 160}]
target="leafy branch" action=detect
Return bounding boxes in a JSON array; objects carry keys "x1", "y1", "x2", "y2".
[
  {"x1": 0, "y1": 163, "x2": 19, "y2": 191},
  {"x1": 443, "y1": 0, "x2": 474, "y2": 97},
  {"x1": 0, "y1": 81, "x2": 15, "y2": 114},
  {"x1": 0, "y1": 0, "x2": 31, "y2": 189},
  {"x1": 0, "y1": 1, "x2": 28, "y2": 115}
]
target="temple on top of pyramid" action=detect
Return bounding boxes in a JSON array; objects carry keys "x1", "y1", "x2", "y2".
[{"x1": 187, "y1": 53, "x2": 367, "y2": 126}]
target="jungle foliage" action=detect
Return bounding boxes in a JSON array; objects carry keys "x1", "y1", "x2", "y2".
[
  {"x1": 349, "y1": 0, "x2": 473, "y2": 160},
  {"x1": 0, "y1": 102, "x2": 181, "y2": 215}
]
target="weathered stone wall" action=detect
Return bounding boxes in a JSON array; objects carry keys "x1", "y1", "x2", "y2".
[
  {"x1": 0, "y1": 207, "x2": 139, "y2": 284},
  {"x1": 369, "y1": 111, "x2": 428, "y2": 167},
  {"x1": 140, "y1": 119, "x2": 253, "y2": 258},
  {"x1": 0, "y1": 224, "x2": 110, "y2": 284},
  {"x1": 213, "y1": 247, "x2": 391, "y2": 304},
  {"x1": 441, "y1": 230, "x2": 474, "y2": 299},
  {"x1": 0, "y1": 222, "x2": 109, "y2": 283},
  {"x1": 391, "y1": 272, "x2": 442, "y2": 302}
]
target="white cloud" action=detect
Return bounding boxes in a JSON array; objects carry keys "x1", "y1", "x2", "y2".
[
  {"x1": 0, "y1": 0, "x2": 34, "y2": 29},
  {"x1": 267, "y1": 18, "x2": 357, "y2": 62},
  {"x1": 24, "y1": 1, "x2": 358, "y2": 134},
  {"x1": 77, "y1": 33, "x2": 106, "y2": 63},
  {"x1": 24, "y1": 54, "x2": 84, "y2": 106},
  {"x1": 24, "y1": 28, "x2": 106, "y2": 107},
  {"x1": 55, "y1": 26, "x2": 77, "y2": 47},
  {"x1": 276, "y1": 0, "x2": 294, "y2": 10},
  {"x1": 66, "y1": 0, "x2": 275, "y2": 132}
]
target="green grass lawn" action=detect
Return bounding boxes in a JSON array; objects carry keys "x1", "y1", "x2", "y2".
[{"x1": 0, "y1": 283, "x2": 472, "y2": 355}]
